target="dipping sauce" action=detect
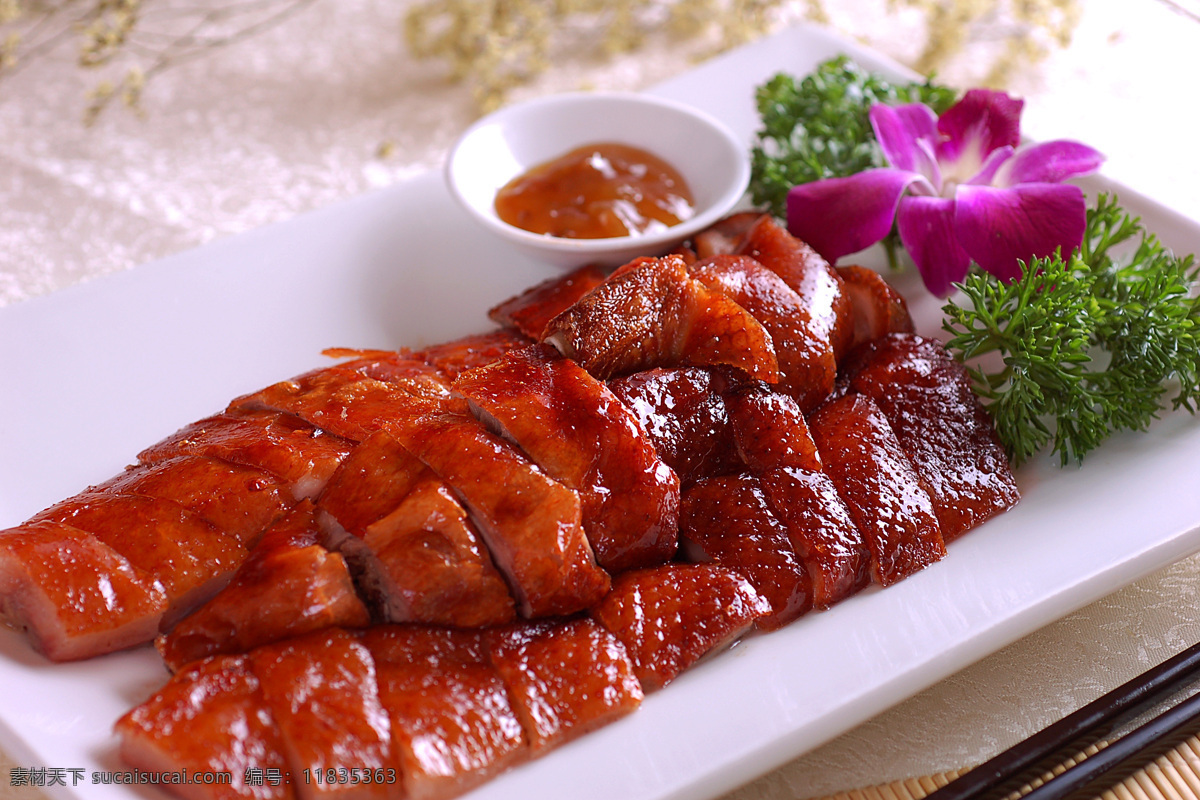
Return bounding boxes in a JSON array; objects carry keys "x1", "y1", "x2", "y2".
[{"x1": 495, "y1": 143, "x2": 695, "y2": 239}]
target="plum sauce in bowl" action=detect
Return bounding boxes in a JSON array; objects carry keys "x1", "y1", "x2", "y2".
[{"x1": 444, "y1": 92, "x2": 751, "y2": 269}]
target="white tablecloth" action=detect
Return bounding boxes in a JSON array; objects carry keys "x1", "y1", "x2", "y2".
[{"x1": 2, "y1": 1, "x2": 1199, "y2": 797}]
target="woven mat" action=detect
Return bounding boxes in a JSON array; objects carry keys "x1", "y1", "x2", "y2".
[{"x1": 814, "y1": 736, "x2": 1200, "y2": 800}]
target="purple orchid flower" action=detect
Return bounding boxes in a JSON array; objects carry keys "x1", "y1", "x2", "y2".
[{"x1": 786, "y1": 89, "x2": 1105, "y2": 297}]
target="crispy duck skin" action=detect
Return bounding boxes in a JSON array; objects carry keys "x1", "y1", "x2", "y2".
[
  {"x1": 383, "y1": 409, "x2": 611, "y2": 618},
  {"x1": 724, "y1": 383, "x2": 822, "y2": 474},
  {"x1": 542, "y1": 254, "x2": 780, "y2": 382},
  {"x1": 317, "y1": 430, "x2": 516, "y2": 628},
  {"x1": 408, "y1": 329, "x2": 535, "y2": 381},
  {"x1": 488, "y1": 264, "x2": 610, "y2": 339},
  {"x1": 156, "y1": 502, "x2": 370, "y2": 672},
  {"x1": 592, "y1": 562, "x2": 772, "y2": 688},
  {"x1": 808, "y1": 393, "x2": 946, "y2": 586},
  {"x1": 84, "y1": 455, "x2": 293, "y2": 547},
  {"x1": 0, "y1": 521, "x2": 168, "y2": 661},
  {"x1": 839, "y1": 333, "x2": 1020, "y2": 541},
  {"x1": 607, "y1": 367, "x2": 741, "y2": 485},
  {"x1": 233, "y1": 361, "x2": 449, "y2": 443},
  {"x1": 455, "y1": 344, "x2": 681, "y2": 572},
  {"x1": 249, "y1": 629, "x2": 395, "y2": 800},
  {"x1": 739, "y1": 215, "x2": 855, "y2": 362},
  {"x1": 679, "y1": 476, "x2": 812, "y2": 631},
  {"x1": 116, "y1": 654, "x2": 295, "y2": 800},
  {"x1": 691, "y1": 210, "x2": 762, "y2": 260},
  {"x1": 691, "y1": 254, "x2": 836, "y2": 410},
  {"x1": 363, "y1": 626, "x2": 527, "y2": 800},
  {"x1": 138, "y1": 409, "x2": 354, "y2": 501},
  {"x1": 835, "y1": 265, "x2": 915, "y2": 352},
  {"x1": 29, "y1": 493, "x2": 246, "y2": 630},
  {"x1": 486, "y1": 618, "x2": 643, "y2": 753},
  {"x1": 757, "y1": 467, "x2": 870, "y2": 609}
]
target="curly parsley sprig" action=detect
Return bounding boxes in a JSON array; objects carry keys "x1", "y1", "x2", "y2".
[{"x1": 942, "y1": 194, "x2": 1200, "y2": 467}]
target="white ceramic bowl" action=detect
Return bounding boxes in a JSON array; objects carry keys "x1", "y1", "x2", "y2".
[{"x1": 444, "y1": 92, "x2": 751, "y2": 268}]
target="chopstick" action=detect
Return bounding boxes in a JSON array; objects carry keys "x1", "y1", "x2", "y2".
[{"x1": 922, "y1": 639, "x2": 1200, "y2": 800}]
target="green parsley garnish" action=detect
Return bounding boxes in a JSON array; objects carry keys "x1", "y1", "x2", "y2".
[
  {"x1": 942, "y1": 193, "x2": 1200, "y2": 467},
  {"x1": 748, "y1": 56, "x2": 956, "y2": 220}
]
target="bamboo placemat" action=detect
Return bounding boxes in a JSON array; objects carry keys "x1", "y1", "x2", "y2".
[{"x1": 813, "y1": 735, "x2": 1200, "y2": 800}]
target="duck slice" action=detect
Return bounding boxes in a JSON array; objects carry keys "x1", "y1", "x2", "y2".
[
  {"x1": 724, "y1": 383, "x2": 821, "y2": 473},
  {"x1": 692, "y1": 210, "x2": 762, "y2": 259},
  {"x1": 115, "y1": 654, "x2": 294, "y2": 800},
  {"x1": 691, "y1": 254, "x2": 836, "y2": 410},
  {"x1": 607, "y1": 367, "x2": 740, "y2": 485},
  {"x1": 679, "y1": 476, "x2": 811, "y2": 632},
  {"x1": 233, "y1": 363, "x2": 449, "y2": 443},
  {"x1": 808, "y1": 393, "x2": 946, "y2": 586},
  {"x1": 739, "y1": 215, "x2": 855, "y2": 362},
  {"x1": 489, "y1": 263, "x2": 609, "y2": 339},
  {"x1": 0, "y1": 521, "x2": 168, "y2": 661},
  {"x1": 156, "y1": 502, "x2": 370, "y2": 672},
  {"x1": 455, "y1": 345, "x2": 680, "y2": 572},
  {"x1": 363, "y1": 626, "x2": 526, "y2": 800},
  {"x1": 138, "y1": 409, "x2": 354, "y2": 501},
  {"x1": 30, "y1": 493, "x2": 246, "y2": 630},
  {"x1": 542, "y1": 254, "x2": 779, "y2": 382},
  {"x1": 757, "y1": 467, "x2": 870, "y2": 609},
  {"x1": 835, "y1": 265, "x2": 914, "y2": 352},
  {"x1": 486, "y1": 618, "x2": 642, "y2": 753},
  {"x1": 409, "y1": 329, "x2": 535, "y2": 379},
  {"x1": 840, "y1": 333, "x2": 1019, "y2": 541},
  {"x1": 248, "y1": 628, "x2": 395, "y2": 800},
  {"x1": 384, "y1": 410, "x2": 609, "y2": 618},
  {"x1": 318, "y1": 431, "x2": 515, "y2": 628},
  {"x1": 83, "y1": 455, "x2": 292, "y2": 547}
]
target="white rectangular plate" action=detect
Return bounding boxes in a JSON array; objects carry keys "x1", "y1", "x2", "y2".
[{"x1": 3, "y1": 23, "x2": 1200, "y2": 800}]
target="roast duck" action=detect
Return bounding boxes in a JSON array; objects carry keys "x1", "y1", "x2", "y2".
[{"x1": 0, "y1": 213, "x2": 1019, "y2": 799}]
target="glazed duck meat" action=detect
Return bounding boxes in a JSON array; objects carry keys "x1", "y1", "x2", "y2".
[{"x1": 0, "y1": 212, "x2": 1021, "y2": 800}]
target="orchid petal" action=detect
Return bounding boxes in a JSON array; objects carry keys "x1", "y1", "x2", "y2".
[
  {"x1": 967, "y1": 145, "x2": 1014, "y2": 186},
  {"x1": 896, "y1": 195, "x2": 973, "y2": 297},
  {"x1": 993, "y1": 140, "x2": 1105, "y2": 187},
  {"x1": 954, "y1": 183, "x2": 1086, "y2": 282},
  {"x1": 787, "y1": 168, "x2": 930, "y2": 262},
  {"x1": 870, "y1": 103, "x2": 941, "y2": 186},
  {"x1": 936, "y1": 89, "x2": 1024, "y2": 183}
]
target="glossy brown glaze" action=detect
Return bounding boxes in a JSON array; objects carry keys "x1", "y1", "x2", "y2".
[
  {"x1": 455, "y1": 344, "x2": 680, "y2": 572},
  {"x1": 808, "y1": 393, "x2": 946, "y2": 586},
  {"x1": 488, "y1": 263, "x2": 609, "y2": 339},
  {"x1": 116, "y1": 655, "x2": 294, "y2": 800},
  {"x1": 840, "y1": 333, "x2": 1019, "y2": 541},
  {"x1": 156, "y1": 502, "x2": 370, "y2": 672},
  {"x1": 835, "y1": 265, "x2": 915, "y2": 352},
  {"x1": 757, "y1": 467, "x2": 870, "y2": 608},
  {"x1": 0, "y1": 521, "x2": 168, "y2": 661},
  {"x1": 607, "y1": 367, "x2": 740, "y2": 485},
  {"x1": 383, "y1": 409, "x2": 609, "y2": 618},
  {"x1": 408, "y1": 329, "x2": 534, "y2": 381},
  {"x1": 89, "y1": 455, "x2": 292, "y2": 547},
  {"x1": 138, "y1": 409, "x2": 354, "y2": 501},
  {"x1": 249, "y1": 629, "x2": 395, "y2": 800},
  {"x1": 691, "y1": 254, "x2": 836, "y2": 410},
  {"x1": 30, "y1": 493, "x2": 245, "y2": 628},
  {"x1": 316, "y1": 431, "x2": 430, "y2": 534},
  {"x1": 678, "y1": 480, "x2": 811, "y2": 632},
  {"x1": 486, "y1": 618, "x2": 642, "y2": 752},
  {"x1": 495, "y1": 143, "x2": 694, "y2": 239},
  {"x1": 591, "y1": 563, "x2": 771, "y2": 689},
  {"x1": 724, "y1": 383, "x2": 821, "y2": 473},
  {"x1": 363, "y1": 626, "x2": 526, "y2": 800},
  {"x1": 739, "y1": 215, "x2": 855, "y2": 361},
  {"x1": 543, "y1": 254, "x2": 779, "y2": 382},
  {"x1": 691, "y1": 210, "x2": 762, "y2": 259}
]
